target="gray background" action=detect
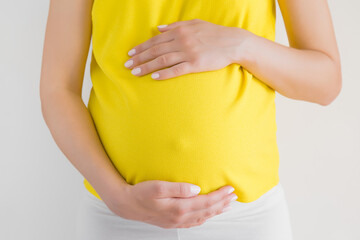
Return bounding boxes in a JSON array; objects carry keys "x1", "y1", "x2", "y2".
[{"x1": 0, "y1": 0, "x2": 359, "y2": 239}]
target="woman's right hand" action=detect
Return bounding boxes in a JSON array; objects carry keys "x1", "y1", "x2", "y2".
[{"x1": 106, "y1": 180, "x2": 237, "y2": 229}]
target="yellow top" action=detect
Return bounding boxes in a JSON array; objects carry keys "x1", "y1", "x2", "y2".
[{"x1": 84, "y1": 0, "x2": 280, "y2": 203}]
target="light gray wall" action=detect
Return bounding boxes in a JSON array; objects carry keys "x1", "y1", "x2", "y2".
[{"x1": 0, "y1": 0, "x2": 359, "y2": 239}]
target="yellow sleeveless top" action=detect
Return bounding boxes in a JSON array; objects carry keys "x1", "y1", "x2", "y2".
[{"x1": 84, "y1": 0, "x2": 280, "y2": 203}]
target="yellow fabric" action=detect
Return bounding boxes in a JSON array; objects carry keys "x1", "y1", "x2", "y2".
[{"x1": 84, "y1": 0, "x2": 280, "y2": 203}]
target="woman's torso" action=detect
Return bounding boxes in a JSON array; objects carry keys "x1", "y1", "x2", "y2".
[{"x1": 84, "y1": 0, "x2": 280, "y2": 203}]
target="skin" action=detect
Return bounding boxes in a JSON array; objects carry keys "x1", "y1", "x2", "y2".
[
  {"x1": 126, "y1": 0, "x2": 342, "y2": 106},
  {"x1": 40, "y1": 0, "x2": 341, "y2": 229},
  {"x1": 40, "y1": 0, "x2": 236, "y2": 229}
]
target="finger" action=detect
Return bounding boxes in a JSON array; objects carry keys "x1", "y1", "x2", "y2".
[
  {"x1": 151, "y1": 181, "x2": 202, "y2": 199},
  {"x1": 172, "y1": 186, "x2": 237, "y2": 228},
  {"x1": 150, "y1": 61, "x2": 193, "y2": 80},
  {"x1": 125, "y1": 40, "x2": 181, "y2": 70},
  {"x1": 130, "y1": 51, "x2": 187, "y2": 77},
  {"x1": 157, "y1": 19, "x2": 199, "y2": 32},
  {"x1": 128, "y1": 19, "x2": 198, "y2": 57},
  {"x1": 128, "y1": 30, "x2": 174, "y2": 57},
  {"x1": 187, "y1": 191, "x2": 238, "y2": 223},
  {"x1": 175, "y1": 185, "x2": 235, "y2": 213}
]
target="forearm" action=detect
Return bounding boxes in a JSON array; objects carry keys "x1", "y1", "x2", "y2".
[
  {"x1": 232, "y1": 29, "x2": 342, "y2": 106},
  {"x1": 40, "y1": 90, "x2": 130, "y2": 199}
]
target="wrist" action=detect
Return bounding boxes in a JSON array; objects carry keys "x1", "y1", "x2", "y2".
[
  {"x1": 99, "y1": 181, "x2": 133, "y2": 218},
  {"x1": 90, "y1": 166, "x2": 132, "y2": 205},
  {"x1": 103, "y1": 175, "x2": 133, "y2": 205},
  {"x1": 100, "y1": 175, "x2": 133, "y2": 213},
  {"x1": 116, "y1": 182, "x2": 133, "y2": 206},
  {"x1": 229, "y1": 27, "x2": 257, "y2": 66}
]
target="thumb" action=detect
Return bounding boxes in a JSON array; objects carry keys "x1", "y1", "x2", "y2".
[{"x1": 153, "y1": 181, "x2": 202, "y2": 198}]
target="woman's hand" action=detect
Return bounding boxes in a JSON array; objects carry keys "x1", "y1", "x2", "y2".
[
  {"x1": 107, "y1": 180, "x2": 237, "y2": 229},
  {"x1": 124, "y1": 18, "x2": 250, "y2": 80}
]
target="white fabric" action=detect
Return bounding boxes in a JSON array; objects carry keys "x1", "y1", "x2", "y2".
[{"x1": 75, "y1": 182, "x2": 293, "y2": 240}]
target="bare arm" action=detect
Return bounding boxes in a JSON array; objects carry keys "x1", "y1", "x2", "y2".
[
  {"x1": 39, "y1": 0, "x2": 130, "y2": 208},
  {"x1": 39, "y1": 0, "x2": 236, "y2": 228},
  {"x1": 232, "y1": 0, "x2": 342, "y2": 106}
]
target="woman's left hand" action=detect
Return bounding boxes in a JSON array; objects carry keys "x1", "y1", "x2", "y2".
[{"x1": 124, "y1": 19, "x2": 250, "y2": 80}]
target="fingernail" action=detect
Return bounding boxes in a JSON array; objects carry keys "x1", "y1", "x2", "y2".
[
  {"x1": 190, "y1": 185, "x2": 201, "y2": 194},
  {"x1": 151, "y1": 73, "x2": 160, "y2": 79},
  {"x1": 227, "y1": 187, "x2": 235, "y2": 194},
  {"x1": 124, "y1": 59, "x2": 133, "y2": 68},
  {"x1": 131, "y1": 67, "x2": 141, "y2": 75},
  {"x1": 231, "y1": 195, "x2": 238, "y2": 201},
  {"x1": 222, "y1": 205, "x2": 232, "y2": 212},
  {"x1": 158, "y1": 24, "x2": 168, "y2": 28},
  {"x1": 128, "y1": 48, "x2": 136, "y2": 56}
]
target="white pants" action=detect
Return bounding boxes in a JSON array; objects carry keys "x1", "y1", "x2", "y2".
[{"x1": 75, "y1": 182, "x2": 293, "y2": 240}]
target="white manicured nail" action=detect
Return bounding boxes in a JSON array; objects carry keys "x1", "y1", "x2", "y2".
[
  {"x1": 227, "y1": 187, "x2": 235, "y2": 194},
  {"x1": 151, "y1": 73, "x2": 160, "y2": 79},
  {"x1": 157, "y1": 24, "x2": 168, "y2": 28},
  {"x1": 190, "y1": 185, "x2": 201, "y2": 194},
  {"x1": 231, "y1": 195, "x2": 238, "y2": 201},
  {"x1": 124, "y1": 59, "x2": 133, "y2": 68},
  {"x1": 128, "y1": 48, "x2": 136, "y2": 56},
  {"x1": 131, "y1": 67, "x2": 141, "y2": 75}
]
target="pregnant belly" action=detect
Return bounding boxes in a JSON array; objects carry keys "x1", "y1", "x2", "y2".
[{"x1": 87, "y1": 64, "x2": 279, "y2": 196}]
